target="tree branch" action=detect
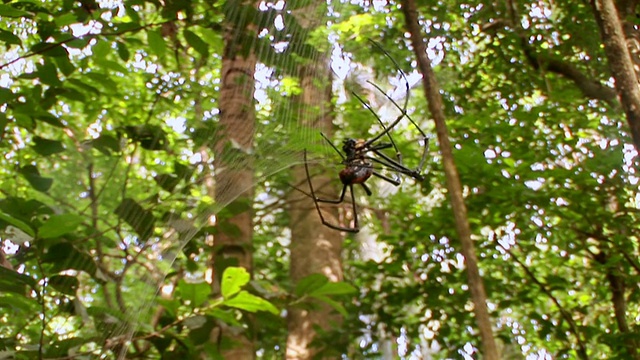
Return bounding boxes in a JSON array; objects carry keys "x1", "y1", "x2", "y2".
[
  {"x1": 496, "y1": 242, "x2": 589, "y2": 359},
  {"x1": 0, "y1": 21, "x2": 171, "y2": 70},
  {"x1": 522, "y1": 47, "x2": 618, "y2": 104},
  {"x1": 499, "y1": 0, "x2": 618, "y2": 105}
]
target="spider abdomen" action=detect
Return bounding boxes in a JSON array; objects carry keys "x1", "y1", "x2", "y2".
[{"x1": 339, "y1": 163, "x2": 373, "y2": 185}]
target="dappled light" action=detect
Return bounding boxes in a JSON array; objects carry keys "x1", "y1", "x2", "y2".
[{"x1": 0, "y1": 0, "x2": 639, "y2": 359}]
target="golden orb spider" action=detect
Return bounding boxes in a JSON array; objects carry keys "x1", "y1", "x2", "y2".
[{"x1": 294, "y1": 41, "x2": 428, "y2": 233}]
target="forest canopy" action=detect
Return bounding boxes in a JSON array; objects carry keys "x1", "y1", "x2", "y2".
[{"x1": 0, "y1": 0, "x2": 638, "y2": 359}]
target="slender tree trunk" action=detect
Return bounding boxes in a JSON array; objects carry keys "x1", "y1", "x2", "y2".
[
  {"x1": 286, "y1": 5, "x2": 343, "y2": 360},
  {"x1": 209, "y1": 2, "x2": 257, "y2": 358},
  {"x1": 594, "y1": 249, "x2": 640, "y2": 359},
  {"x1": 590, "y1": 0, "x2": 640, "y2": 153},
  {"x1": 400, "y1": 1, "x2": 499, "y2": 359},
  {"x1": 584, "y1": 3, "x2": 640, "y2": 354}
]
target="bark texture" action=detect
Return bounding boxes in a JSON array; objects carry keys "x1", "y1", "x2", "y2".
[
  {"x1": 400, "y1": 1, "x2": 500, "y2": 359},
  {"x1": 286, "y1": 5, "x2": 343, "y2": 360},
  {"x1": 286, "y1": 62, "x2": 342, "y2": 360},
  {"x1": 209, "y1": 3, "x2": 258, "y2": 357},
  {"x1": 591, "y1": 0, "x2": 640, "y2": 153}
]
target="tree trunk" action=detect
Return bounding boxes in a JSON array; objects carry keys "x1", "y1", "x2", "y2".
[
  {"x1": 590, "y1": 0, "x2": 640, "y2": 154},
  {"x1": 287, "y1": 63, "x2": 342, "y2": 360},
  {"x1": 594, "y1": 248, "x2": 640, "y2": 359},
  {"x1": 400, "y1": 1, "x2": 500, "y2": 359},
  {"x1": 286, "y1": 6, "x2": 343, "y2": 360},
  {"x1": 209, "y1": 2, "x2": 258, "y2": 358}
]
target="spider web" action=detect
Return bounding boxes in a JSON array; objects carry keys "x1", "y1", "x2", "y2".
[{"x1": 0, "y1": 1, "x2": 428, "y2": 358}]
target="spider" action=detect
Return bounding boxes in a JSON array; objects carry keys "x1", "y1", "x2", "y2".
[{"x1": 294, "y1": 43, "x2": 429, "y2": 233}]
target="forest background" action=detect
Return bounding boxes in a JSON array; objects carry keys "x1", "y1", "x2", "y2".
[{"x1": 0, "y1": 0, "x2": 639, "y2": 359}]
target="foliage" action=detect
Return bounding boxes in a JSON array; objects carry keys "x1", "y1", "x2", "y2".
[{"x1": 0, "y1": 0, "x2": 638, "y2": 359}]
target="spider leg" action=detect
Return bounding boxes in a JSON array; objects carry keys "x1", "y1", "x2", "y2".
[
  {"x1": 302, "y1": 150, "x2": 359, "y2": 233},
  {"x1": 368, "y1": 39, "x2": 411, "y2": 116},
  {"x1": 367, "y1": 39, "x2": 430, "y2": 175},
  {"x1": 368, "y1": 80, "x2": 429, "y2": 175},
  {"x1": 360, "y1": 183, "x2": 373, "y2": 196},
  {"x1": 348, "y1": 184, "x2": 359, "y2": 232},
  {"x1": 314, "y1": 184, "x2": 348, "y2": 204},
  {"x1": 352, "y1": 91, "x2": 401, "y2": 162},
  {"x1": 370, "y1": 150, "x2": 424, "y2": 181},
  {"x1": 363, "y1": 40, "x2": 412, "y2": 148},
  {"x1": 315, "y1": 183, "x2": 360, "y2": 233},
  {"x1": 303, "y1": 150, "x2": 347, "y2": 205},
  {"x1": 364, "y1": 110, "x2": 407, "y2": 150},
  {"x1": 371, "y1": 171, "x2": 401, "y2": 186},
  {"x1": 320, "y1": 132, "x2": 346, "y2": 161},
  {"x1": 370, "y1": 81, "x2": 424, "y2": 136},
  {"x1": 368, "y1": 142, "x2": 394, "y2": 152}
]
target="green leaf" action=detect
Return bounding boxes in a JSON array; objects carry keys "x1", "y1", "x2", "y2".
[
  {"x1": 0, "y1": 29, "x2": 21, "y2": 46},
  {"x1": 44, "y1": 337, "x2": 93, "y2": 357},
  {"x1": 91, "y1": 40, "x2": 111, "y2": 59},
  {"x1": 53, "y1": 13, "x2": 78, "y2": 27},
  {"x1": 123, "y1": 124, "x2": 168, "y2": 150},
  {"x1": 14, "y1": 114, "x2": 34, "y2": 129},
  {"x1": 309, "y1": 294, "x2": 347, "y2": 317},
  {"x1": 0, "y1": 4, "x2": 31, "y2": 17},
  {"x1": 56, "y1": 87, "x2": 85, "y2": 102},
  {"x1": 88, "y1": 134, "x2": 120, "y2": 155},
  {"x1": 30, "y1": 42, "x2": 69, "y2": 57},
  {"x1": 309, "y1": 281, "x2": 357, "y2": 296},
  {"x1": 48, "y1": 275, "x2": 79, "y2": 295},
  {"x1": 0, "y1": 112, "x2": 5, "y2": 136},
  {"x1": 32, "y1": 136, "x2": 65, "y2": 156},
  {"x1": 116, "y1": 41, "x2": 130, "y2": 61},
  {"x1": 38, "y1": 214, "x2": 83, "y2": 239},
  {"x1": 294, "y1": 273, "x2": 328, "y2": 296},
  {"x1": 177, "y1": 280, "x2": 211, "y2": 307},
  {"x1": 42, "y1": 243, "x2": 97, "y2": 276},
  {"x1": 184, "y1": 29, "x2": 209, "y2": 58},
  {"x1": 156, "y1": 298, "x2": 180, "y2": 317},
  {"x1": 0, "y1": 266, "x2": 37, "y2": 295},
  {"x1": 68, "y1": 78, "x2": 100, "y2": 95},
  {"x1": 114, "y1": 198, "x2": 155, "y2": 242},
  {"x1": 503, "y1": 157, "x2": 515, "y2": 168},
  {"x1": 65, "y1": 38, "x2": 91, "y2": 49},
  {"x1": 0, "y1": 282, "x2": 30, "y2": 296},
  {"x1": 147, "y1": 29, "x2": 166, "y2": 58},
  {"x1": 0, "y1": 292, "x2": 39, "y2": 312},
  {"x1": 0, "y1": 211, "x2": 35, "y2": 237},
  {"x1": 94, "y1": 59, "x2": 128, "y2": 74},
  {"x1": 34, "y1": 112, "x2": 64, "y2": 127},
  {"x1": 85, "y1": 72, "x2": 117, "y2": 93},
  {"x1": 205, "y1": 308, "x2": 241, "y2": 326},
  {"x1": 36, "y1": 61, "x2": 61, "y2": 86},
  {"x1": 185, "y1": 315, "x2": 217, "y2": 345},
  {"x1": 19, "y1": 165, "x2": 53, "y2": 192},
  {"x1": 154, "y1": 173, "x2": 180, "y2": 192},
  {"x1": 223, "y1": 291, "x2": 279, "y2": 314},
  {"x1": 0, "y1": 87, "x2": 15, "y2": 104},
  {"x1": 174, "y1": 162, "x2": 194, "y2": 181},
  {"x1": 221, "y1": 266, "x2": 250, "y2": 298},
  {"x1": 53, "y1": 56, "x2": 76, "y2": 76}
]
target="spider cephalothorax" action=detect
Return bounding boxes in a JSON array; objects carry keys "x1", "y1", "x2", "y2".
[
  {"x1": 341, "y1": 138, "x2": 365, "y2": 160},
  {"x1": 339, "y1": 139, "x2": 374, "y2": 187}
]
